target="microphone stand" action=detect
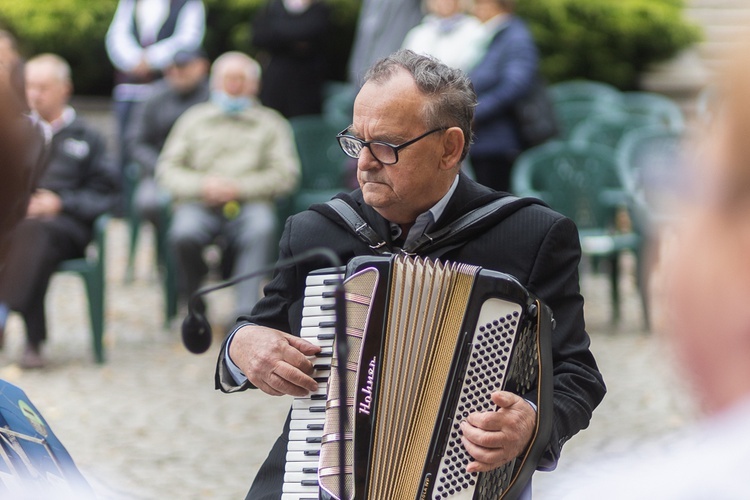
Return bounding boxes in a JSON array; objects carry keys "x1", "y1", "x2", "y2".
[{"x1": 180, "y1": 247, "x2": 350, "y2": 499}]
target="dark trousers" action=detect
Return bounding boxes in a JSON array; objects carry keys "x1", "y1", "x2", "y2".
[{"x1": 0, "y1": 216, "x2": 89, "y2": 345}]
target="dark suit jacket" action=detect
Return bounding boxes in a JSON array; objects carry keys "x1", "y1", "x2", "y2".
[
  {"x1": 215, "y1": 173, "x2": 606, "y2": 498},
  {"x1": 469, "y1": 15, "x2": 539, "y2": 160}
]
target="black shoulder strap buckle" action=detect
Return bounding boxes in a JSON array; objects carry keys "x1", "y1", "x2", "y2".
[{"x1": 327, "y1": 198, "x2": 390, "y2": 253}]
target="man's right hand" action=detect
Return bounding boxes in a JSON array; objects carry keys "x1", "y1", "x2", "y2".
[{"x1": 229, "y1": 325, "x2": 321, "y2": 397}]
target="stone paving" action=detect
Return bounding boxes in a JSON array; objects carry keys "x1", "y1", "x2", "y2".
[{"x1": 0, "y1": 217, "x2": 699, "y2": 499}]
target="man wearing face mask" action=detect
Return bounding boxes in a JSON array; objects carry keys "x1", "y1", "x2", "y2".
[{"x1": 156, "y1": 51, "x2": 300, "y2": 326}]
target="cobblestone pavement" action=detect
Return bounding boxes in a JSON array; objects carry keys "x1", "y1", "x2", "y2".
[{"x1": 0, "y1": 218, "x2": 699, "y2": 499}]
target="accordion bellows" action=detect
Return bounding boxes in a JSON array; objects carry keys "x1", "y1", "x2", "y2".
[{"x1": 287, "y1": 255, "x2": 553, "y2": 500}]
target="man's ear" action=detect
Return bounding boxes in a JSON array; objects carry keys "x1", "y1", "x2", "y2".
[{"x1": 440, "y1": 127, "x2": 465, "y2": 170}]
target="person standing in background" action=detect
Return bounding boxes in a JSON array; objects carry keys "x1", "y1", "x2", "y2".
[
  {"x1": 468, "y1": 0, "x2": 538, "y2": 193},
  {"x1": 105, "y1": 0, "x2": 206, "y2": 198},
  {"x1": 0, "y1": 54, "x2": 118, "y2": 369},
  {"x1": 252, "y1": 0, "x2": 331, "y2": 118},
  {"x1": 347, "y1": 0, "x2": 423, "y2": 87},
  {"x1": 402, "y1": 0, "x2": 486, "y2": 73}
]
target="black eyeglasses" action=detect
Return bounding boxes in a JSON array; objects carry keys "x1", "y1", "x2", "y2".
[{"x1": 336, "y1": 127, "x2": 446, "y2": 165}]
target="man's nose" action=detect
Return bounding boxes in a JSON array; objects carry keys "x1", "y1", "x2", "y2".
[{"x1": 357, "y1": 145, "x2": 380, "y2": 170}]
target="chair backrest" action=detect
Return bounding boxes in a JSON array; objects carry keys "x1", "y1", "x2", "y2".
[
  {"x1": 553, "y1": 101, "x2": 627, "y2": 140},
  {"x1": 548, "y1": 79, "x2": 621, "y2": 106},
  {"x1": 570, "y1": 113, "x2": 663, "y2": 150},
  {"x1": 616, "y1": 126, "x2": 684, "y2": 228},
  {"x1": 512, "y1": 141, "x2": 623, "y2": 231},
  {"x1": 322, "y1": 81, "x2": 356, "y2": 130},
  {"x1": 289, "y1": 115, "x2": 348, "y2": 191},
  {"x1": 620, "y1": 91, "x2": 685, "y2": 131}
]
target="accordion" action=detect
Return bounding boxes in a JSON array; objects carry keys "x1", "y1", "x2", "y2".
[{"x1": 284, "y1": 255, "x2": 554, "y2": 500}]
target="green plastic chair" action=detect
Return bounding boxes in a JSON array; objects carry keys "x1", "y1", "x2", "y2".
[
  {"x1": 620, "y1": 91, "x2": 685, "y2": 132},
  {"x1": 322, "y1": 81, "x2": 356, "y2": 129},
  {"x1": 616, "y1": 125, "x2": 684, "y2": 230},
  {"x1": 511, "y1": 141, "x2": 642, "y2": 324},
  {"x1": 56, "y1": 214, "x2": 110, "y2": 363},
  {"x1": 289, "y1": 114, "x2": 349, "y2": 191},
  {"x1": 554, "y1": 101, "x2": 627, "y2": 140},
  {"x1": 548, "y1": 79, "x2": 621, "y2": 106},
  {"x1": 570, "y1": 113, "x2": 663, "y2": 151}
]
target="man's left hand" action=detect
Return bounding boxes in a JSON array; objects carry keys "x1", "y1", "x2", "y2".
[{"x1": 460, "y1": 391, "x2": 536, "y2": 473}]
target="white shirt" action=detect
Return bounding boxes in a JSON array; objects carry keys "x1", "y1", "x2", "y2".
[{"x1": 402, "y1": 14, "x2": 487, "y2": 73}]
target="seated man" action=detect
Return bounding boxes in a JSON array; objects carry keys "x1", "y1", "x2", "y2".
[
  {"x1": 0, "y1": 54, "x2": 119, "y2": 368},
  {"x1": 215, "y1": 49, "x2": 606, "y2": 498},
  {"x1": 124, "y1": 47, "x2": 210, "y2": 228},
  {"x1": 156, "y1": 51, "x2": 300, "y2": 324}
]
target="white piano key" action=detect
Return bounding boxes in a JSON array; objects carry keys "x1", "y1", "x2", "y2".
[
  {"x1": 288, "y1": 429, "x2": 323, "y2": 442},
  {"x1": 287, "y1": 441, "x2": 323, "y2": 452},
  {"x1": 281, "y1": 495, "x2": 319, "y2": 500},
  {"x1": 284, "y1": 472, "x2": 319, "y2": 484},
  {"x1": 285, "y1": 460, "x2": 319, "y2": 472},
  {"x1": 303, "y1": 284, "x2": 337, "y2": 297},
  {"x1": 289, "y1": 419, "x2": 326, "y2": 431},
  {"x1": 293, "y1": 398, "x2": 327, "y2": 411},
  {"x1": 299, "y1": 326, "x2": 334, "y2": 339},
  {"x1": 303, "y1": 295, "x2": 336, "y2": 307},
  {"x1": 286, "y1": 451, "x2": 321, "y2": 462},
  {"x1": 301, "y1": 314, "x2": 336, "y2": 327},
  {"x1": 282, "y1": 482, "x2": 319, "y2": 494},
  {"x1": 305, "y1": 272, "x2": 343, "y2": 286},
  {"x1": 291, "y1": 409, "x2": 327, "y2": 420}
]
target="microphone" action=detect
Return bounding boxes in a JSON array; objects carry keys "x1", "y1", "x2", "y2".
[
  {"x1": 182, "y1": 245, "x2": 350, "y2": 496},
  {"x1": 181, "y1": 247, "x2": 343, "y2": 354}
]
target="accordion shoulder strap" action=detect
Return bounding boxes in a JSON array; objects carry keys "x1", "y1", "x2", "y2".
[{"x1": 324, "y1": 195, "x2": 538, "y2": 257}]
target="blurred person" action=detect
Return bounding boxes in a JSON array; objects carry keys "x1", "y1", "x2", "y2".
[
  {"x1": 554, "y1": 34, "x2": 750, "y2": 499},
  {"x1": 468, "y1": 0, "x2": 539, "y2": 192},
  {"x1": 124, "y1": 47, "x2": 210, "y2": 228},
  {"x1": 0, "y1": 30, "x2": 49, "y2": 259},
  {"x1": 156, "y1": 51, "x2": 300, "y2": 325},
  {"x1": 401, "y1": 0, "x2": 486, "y2": 73},
  {"x1": 105, "y1": 0, "x2": 206, "y2": 196},
  {"x1": 0, "y1": 54, "x2": 118, "y2": 369},
  {"x1": 347, "y1": 0, "x2": 423, "y2": 86},
  {"x1": 252, "y1": 0, "x2": 331, "y2": 118}
]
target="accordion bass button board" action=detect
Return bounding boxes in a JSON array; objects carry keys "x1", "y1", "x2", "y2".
[{"x1": 284, "y1": 255, "x2": 553, "y2": 500}]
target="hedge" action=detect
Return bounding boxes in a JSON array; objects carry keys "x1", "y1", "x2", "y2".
[{"x1": 0, "y1": 0, "x2": 699, "y2": 95}]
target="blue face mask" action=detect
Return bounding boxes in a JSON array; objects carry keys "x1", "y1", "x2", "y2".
[{"x1": 211, "y1": 90, "x2": 252, "y2": 115}]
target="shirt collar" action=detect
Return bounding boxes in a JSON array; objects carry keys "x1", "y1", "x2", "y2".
[
  {"x1": 48, "y1": 106, "x2": 76, "y2": 135},
  {"x1": 389, "y1": 175, "x2": 461, "y2": 246}
]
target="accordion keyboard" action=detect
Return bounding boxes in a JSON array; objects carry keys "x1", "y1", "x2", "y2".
[{"x1": 282, "y1": 269, "x2": 343, "y2": 500}]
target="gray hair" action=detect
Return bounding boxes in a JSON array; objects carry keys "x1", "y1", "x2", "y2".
[
  {"x1": 363, "y1": 49, "x2": 477, "y2": 161},
  {"x1": 26, "y1": 53, "x2": 72, "y2": 85},
  {"x1": 210, "y1": 51, "x2": 261, "y2": 90}
]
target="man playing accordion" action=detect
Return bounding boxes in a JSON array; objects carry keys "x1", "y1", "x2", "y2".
[{"x1": 215, "y1": 49, "x2": 606, "y2": 499}]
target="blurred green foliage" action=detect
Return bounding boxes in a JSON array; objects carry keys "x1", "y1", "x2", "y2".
[
  {"x1": 518, "y1": 0, "x2": 702, "y2": 88},
  {"x1": 0, "y1": 0, "x2": 699, "y2": 95}
]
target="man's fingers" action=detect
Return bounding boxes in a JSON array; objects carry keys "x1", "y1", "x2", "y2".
[
  {"x1": 270, "y1": 362, "x2": 320, "y2": 395},
  {"x1": 285, "y1": 334, "x2": 322, "y2": 356}
]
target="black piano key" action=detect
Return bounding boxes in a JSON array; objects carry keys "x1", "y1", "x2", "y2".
[
  {"x1": 311, "y1": 394, "x2": 327, "y2": 400},
  {"x1": 302, "y1": 467, "x2": 319, "y2": 474},
  {"x1": 314, "y1": 376, "x2": 328, "y2": 383},
  {"x1": 307, "y1": 423, "x2": 325, "y2": 430},
  {"x1": 322, "y1": 279, "x2": 339, "y2": 285},
  {"x1": 316, "y1": 352, "x2": 333, "y2": 358},
  {"x1": 314, "y1": 364, "x2": 331, "y2": 370},
  {"x1": 321, "y1": 291, "x2": 335, "y2": 298},
  {"x1": 321, "y1": 304, "x2": 335, "y2": 311},
  {"x1": 310, "y1": 406, "x2": 326, "y2": 413},
  {"x1": 304, "y1": 450, "x2": 321, "y2": 456},
  {"x1": 318, "y1": 333, "x2": 335, "y2": 340},
  {"x1": 318, "y1": 321, "x2": 336, "y2": 328},
  {"x1": 306, "y1": 436, "x2": 322, "y2": 443},
  {"x1": 301, "y1": 479, "x2": 320, "y2": 486}
]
